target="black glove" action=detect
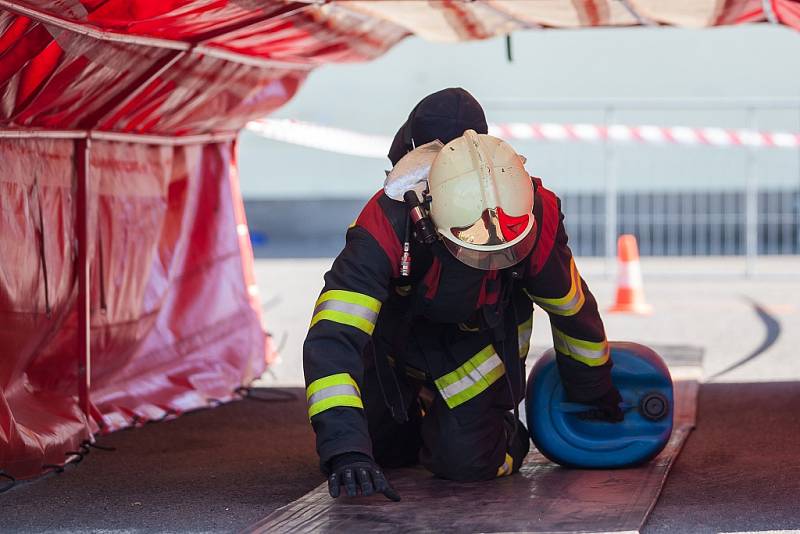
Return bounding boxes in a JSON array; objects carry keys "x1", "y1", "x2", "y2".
[
  {"x1": 578, "y1": 387, "x2": 624, "y2": 423},
  {"x1": 327, "y1": 452, "x2": 401, "y2": 502}
]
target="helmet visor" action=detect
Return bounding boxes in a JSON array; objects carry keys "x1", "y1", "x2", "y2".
[
  {"x1": 443, "y1": 217, "x2": 538, "y2": 270},
  {"x1": 451, "y1": 207, "x2": 532, "y2": 246}
]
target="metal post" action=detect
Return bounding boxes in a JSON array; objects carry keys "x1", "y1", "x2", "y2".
[
  {"x1": 604, "y1": 107, "x2": 618, "y2": 276},
  {"x1": 744, "y1": 108, "x2": 758, "y2": 278},
  {"x1": 75, "y1": 138, "x2": 91, "y2": 416},
  {"x1": 797, "y1": 107, "x2": 800, "y2": 254}
]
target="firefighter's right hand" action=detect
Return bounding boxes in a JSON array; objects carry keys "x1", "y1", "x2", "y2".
[
  {"x1": 327, "y1": 452, "x2": 401, "y2": 502},
  {"x1": 577, "y1": 386, "x2": 624, "y2": 423}
]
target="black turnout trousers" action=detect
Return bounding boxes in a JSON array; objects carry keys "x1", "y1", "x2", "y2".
[{"x1": 361, "y1": 356, "x2": 530, "y2": 482}]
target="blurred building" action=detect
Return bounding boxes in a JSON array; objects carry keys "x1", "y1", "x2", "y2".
[{"x1": 239, "y1": 25, "x2": 800, "y2": 258}]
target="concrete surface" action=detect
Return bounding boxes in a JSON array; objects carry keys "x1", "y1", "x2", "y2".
[{"x1": 254, "y1": 256, "x2": 800, "y2": 387}]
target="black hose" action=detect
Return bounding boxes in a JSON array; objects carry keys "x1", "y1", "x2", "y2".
[
  {"x1": 236, "y1": 386, "x2": 299, "y2": 403},
  {"x1": 0, "y1": 471, "x2": 15, "y2": 494},
  {"x1": 41, "y1": 464, "x2": 65, "y2": 474},
  {"x1": 86, "y1": 441, "x2": 116, "y2": 452}
]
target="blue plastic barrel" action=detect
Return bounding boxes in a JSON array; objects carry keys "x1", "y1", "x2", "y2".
[{"x1": 526, "y1": 342, "x2": 673, "y2": 468}]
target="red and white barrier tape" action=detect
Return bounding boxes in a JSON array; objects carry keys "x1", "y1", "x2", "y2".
[
  {"x1": 246, "y1": 118, "x2": 392, "y2": 158},
  {"x1": 246, "y1": 118, "x2": 800, "y2": 159},
  {"x1": 487, "y1": 122, "x2": 800, "y2": 149}
]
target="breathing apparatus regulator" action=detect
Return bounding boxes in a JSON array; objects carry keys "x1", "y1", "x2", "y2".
[
  {"x1": 403, "y1": 190, "x2": 438, "y2": 246},
  {"x1": 399, "y1": 189, "x2": 437, "y2": 277}
]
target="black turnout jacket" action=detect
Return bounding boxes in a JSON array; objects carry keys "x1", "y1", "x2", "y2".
[{"x1": 303, "y1": 179, "x2": 613, "y2": 468}]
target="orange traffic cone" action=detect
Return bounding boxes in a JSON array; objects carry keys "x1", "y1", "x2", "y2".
[{"x1": 608, "y1": 235, "x2": 652, "y2": 314}]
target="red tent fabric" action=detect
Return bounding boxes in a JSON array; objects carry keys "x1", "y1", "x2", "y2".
[
  {"x1": 1, "y1": 0, "x2": 795, "y2": 482},
  {"x1": 1, "y1": 138, "x2": 267, "y2": 476},
  {"x1": 0, "y1": 0, "x2": 405, "y2": 482}
]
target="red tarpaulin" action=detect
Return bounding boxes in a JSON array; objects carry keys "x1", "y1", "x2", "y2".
[
  {"x1": 1, "y1": 0, "x2": 796, "y2": 482},
  {"x1": 1, "y1": 138, "x2": 267, "y2": 476}
]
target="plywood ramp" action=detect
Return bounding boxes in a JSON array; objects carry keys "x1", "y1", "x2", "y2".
[{"x1": 246, "y1": 378, "x2": 697, "y2": 534}]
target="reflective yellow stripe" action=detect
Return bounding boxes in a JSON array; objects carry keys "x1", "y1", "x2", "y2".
[
  {"x1": 518, "y1": 315, "x2": 533, "y2": 359},
  {"x1": 309, "y1": 289, "x2": 381, "y2": 335},
  {"x1": 306, "y1": 373, "x2": 363, "y2": 419},
  {"x1": 307, "y1": 395, "x2": 363, "y2": 418},
  {"x1": 315, "y1": 290, "x2": 381, "y2": 313},
  {"x1": 526, "y1": 258, "x2": 586, "y2": 316},
  {"x1": 310, "y1": 310, "x2": 376, "y2": 335},
  {"x1": 434, "y1": 345, "x2": 506, "y2": 409},
  {"x1": 552, "y1": 327, "x2": 609, "y2": 367},
  {"x1": 306, "y1": 373, "x2": 360, "y2": 398},
  {"x1": 496, "y1": 453, "x2": 514, "y2": 477}
]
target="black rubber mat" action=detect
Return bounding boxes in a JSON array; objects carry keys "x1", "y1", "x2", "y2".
[
  {"x1": 247, "y1": 380, "x2": 697, "y2": 534},
  {"x1": 0, "y1": 388, "x2": 320, "y2": 533}
]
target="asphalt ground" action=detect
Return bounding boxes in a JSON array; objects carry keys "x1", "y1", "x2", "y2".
[
  {"x1": 2, "y1": 256, "x2": 799, "y2": 532},
  {"x1": 2, "y1": 382, "x2": 798, "y2": 533},
  {"x1": 0, "y1": 389, "x2": 321, "y2": 533},
  {"x1": 646, "y1": 381, "x2": 800, "y2": 533}
]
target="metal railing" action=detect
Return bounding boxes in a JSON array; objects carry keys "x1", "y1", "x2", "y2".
[
  {"x1": 560, "y1": 188, "x2": 800, "y2": 257},
  {"x1": 484, "y1": 98, "x2": 800, "y2": 276}
]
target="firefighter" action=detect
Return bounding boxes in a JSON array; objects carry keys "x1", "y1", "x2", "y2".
[{"x1": 303, "y1": 88, "x2": 623, "y2": 502}]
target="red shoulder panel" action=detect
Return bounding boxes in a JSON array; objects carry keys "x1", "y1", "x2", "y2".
[
  {"x1": 529, "y1": 185, "x2": 559, "y2": 276},
  {"x1": 356, "y1": 190, "x2": 402, "y2": 278}
]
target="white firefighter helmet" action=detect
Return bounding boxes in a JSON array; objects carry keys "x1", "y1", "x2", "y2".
[{"x1": 428, "y1": 130, "x2": 536, "y2": 270}]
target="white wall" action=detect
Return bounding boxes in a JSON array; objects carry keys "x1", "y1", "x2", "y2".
[{"x1": 239, "y1": 25, "x2": 800, "y2": 199}]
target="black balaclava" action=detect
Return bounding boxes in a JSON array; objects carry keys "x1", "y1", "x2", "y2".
[{"x1": 387, "y1": 88, "x2": 487, "y2": 166}]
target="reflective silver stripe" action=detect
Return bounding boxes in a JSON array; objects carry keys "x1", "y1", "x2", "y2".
[
  {"x1": 553, "y1": 329, "x2": 609, "y2": 364},
  {"x1": 439, "y1": 353, "x2": 504, "y2": 401},
  {"x1": 307, "y1": 384, "x2": 360, "y2": 407},
  {"x1": 312, "y1": 299, "x2": 378, "y2": 324},
  {"x1": 539, "y1": 287, "x2": 583, "y2": 315},
  {"x1": 526, "y1": 258, "x2": 586, "y2": 316},
  {"x1": 557, "y1": 338, "x2": 606, "y2": 360},
  {"x1": 310, "y1": 290, "x2": 381, "y2": 335}
]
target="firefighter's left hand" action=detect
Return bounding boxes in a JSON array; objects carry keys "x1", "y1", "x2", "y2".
[{"x1": 579, "y1": 387, "x2": 624, "y2": 423}]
